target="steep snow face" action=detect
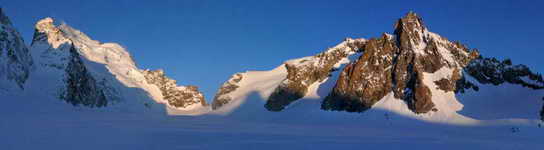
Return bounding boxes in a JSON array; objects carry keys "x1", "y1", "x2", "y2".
[
  {"x1": 26, "y1": 17, "x2": 204, "y2": 113},
  {"x1": 0, "y1": 8, "x2": 33, "y2": 91}
]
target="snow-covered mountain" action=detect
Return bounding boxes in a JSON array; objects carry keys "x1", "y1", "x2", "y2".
[
  {"x1": 210, "y1": 12, "x2": 544, "y2": 124},
  {"x1": 0, "y1": 12, "x2": 208, "y2": 112},
  {"x1": 0, "y1": 8, "x2": 32, "y2": 91}
]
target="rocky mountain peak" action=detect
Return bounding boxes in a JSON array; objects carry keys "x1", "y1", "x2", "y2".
[
  {"x1": 32, "y1": 17, "x2": 68, "y2": 49},
  {"x1": 34, "y1": 17, "x2": 58, "y2": 35},
  {"x1": 0, "y1": 8, "x2": 12, "y2": 25},
  {"x1": 394, "y1": 11, "x2": 429, "y2": 57},
  {"x1": 323, "y1": 12, "x2": 480, "y2": 114},
  {"x1": 394, "y1": 11, "x2": 426, "y2": 36}
]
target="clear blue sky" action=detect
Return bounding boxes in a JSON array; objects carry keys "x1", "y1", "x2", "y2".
[{"x1": 2, "y1": 0, "x2": 543, "y2": 101}]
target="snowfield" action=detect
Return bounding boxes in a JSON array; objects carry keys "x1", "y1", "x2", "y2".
[
  {"x1": 2, "y1": 61, "x2": 543, "y2": 150},
  {"x1": 2, "y1": 90, "x2": 544, "y2": 150}
]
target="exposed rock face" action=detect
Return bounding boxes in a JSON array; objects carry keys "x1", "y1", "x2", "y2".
[
  {"x1": 212, "y1": 73, "x2": 243, "y2": 110},
  {"x1": 461, "y1": 57, "x2": 544, "y2": 90},
  {"x1": 141, "y1": 69, "x2": 207, "y2": 109},
  {"x1": 265, "y1": 38, "x2": 366, "y2": 111},
  {"x1": 61, "y1": 44, "x2": 107, "y2": 107},
  {"x1": 0, "y1": 8, "x2": 33, "y2": 90},
  {"x1": 323, "y1": 12, "x2": 479, "y2": 114},
  {"x1": 322, "y1": 34, "x2": 396, "y2": 112}
]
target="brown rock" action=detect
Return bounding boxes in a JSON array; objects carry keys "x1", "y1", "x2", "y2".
[
  {"x1": 142, "y1": 69, "x2": 207, "y2": 108},
  {"x1": 323, "y1": 12, "x2": 479, "y2": 114},
  {"x1": 322, "y1": 34, "x2": 396, "y2": 112},
  {"x1": 410, "y1": 71, "x2": 434, "y2": 113},
  {"x1": 265, "y1": 38, "x2": 366, "y2": 111},
  {"x1": 212, "y1": 73, "x2": 243, "y2": 110}
]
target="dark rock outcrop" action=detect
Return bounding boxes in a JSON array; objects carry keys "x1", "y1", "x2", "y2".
[
  {"x1": 0, "y1": 8, "x2": 33, "y2": 89},
  {"x1": 61, "y1": 45, "x2": 107, "y2": 107},
  {"x1": 458, "y1": 56, "x2": 544, "y2": 120},
  {"x1": 541, "y1": 101, "x2": 544, "y2": 121},
  {"x1": 265, "y1": 38, "x2": 366, "y2": 111},
  {"x1": 461, "y1": 57, "x2": 544, "y2": 90},
  {"x1": 323, "y1": 12, "x2": 479, "y2": 114},
  {"x1": 212, "y1": 73, "x2": 243, "y2": 110},
  {"x1": 142, "y1": 69, "x2": 207, "y2": 109}
]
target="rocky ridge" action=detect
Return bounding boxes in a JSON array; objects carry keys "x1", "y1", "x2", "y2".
[
  {"x1": 141, "y1": 69, "x2": 207, "y2": 109},
  {"x1": 0, "y1": 8, "x2": 33, "y2": 90},
  {"x1": 265, "y1": 38, "x2": 366, "y2": 111},
  {"x1": 212, "y1": 73, "x2": 243, "y2": 110}
]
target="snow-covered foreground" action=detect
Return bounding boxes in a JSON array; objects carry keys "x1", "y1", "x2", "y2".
[
  {"x1": 2, "y1": 95, "x2": 543, "y2": 150},
  {"x1": 2, "y1": 63, "x2": 543, "y2": 150}
]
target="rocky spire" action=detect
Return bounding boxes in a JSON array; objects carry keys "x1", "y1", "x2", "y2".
[
  {"x1": 323, "y1": 12, "x2": 479, "y2": 114},
  {"x1": 394, "y1": 11, "x2": 427, "y2": 53}
]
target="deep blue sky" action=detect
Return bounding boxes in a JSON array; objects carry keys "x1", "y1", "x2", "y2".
[{"x1": 2, "y1": 0, "x2": 543, "y2": 101}]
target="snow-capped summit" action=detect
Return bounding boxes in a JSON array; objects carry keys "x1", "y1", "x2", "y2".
[
  {"x1": 24, "y1": 17, "x2": 208, "y2": 111},
  {"x1": 0, "y1": 8, "x2": 33, "y2": 91}
]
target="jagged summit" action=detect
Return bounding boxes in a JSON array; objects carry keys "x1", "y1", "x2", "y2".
[
  {"x1": 32, "y1": 17, "x2": 68, "y2": 49},
  {"x1": 323, "y1": 12, "x2": 479, "y2": 114},
  {"x1": 36, "y1": 17, "x2": 55, "y2": 29},
  {"x1": 395, "y1": 11, "x2": 426, "y2": 30},
  {"x1": 394, "y1": 11, "x2": 428, "y2": 54}
]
